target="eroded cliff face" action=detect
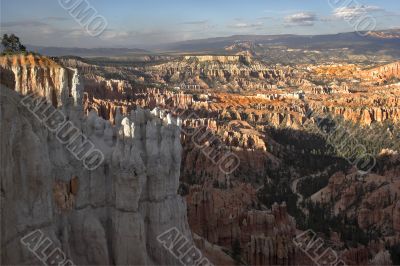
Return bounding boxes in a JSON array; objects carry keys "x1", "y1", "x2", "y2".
[
  {"x1": 0, "y1": 55, "x2": 192, "y2": 265},
  {"x1": 0, "y1": 55, "x2": 83, "y2": 108},
  {"x1": 311, "y1": 168, "x2": 400, "y2": 236},
  {"x1": 56, "y1": 55, "x2": 400, "y2": 265},
  {"x1": 310, "y1": 167, "x2": 400, "y2": 265},
  {"x1": 360, "y1": 62, "x2": 400, "y2": 82},
  {"x1": 83, "y1": 73, "x2": 193, "y2": 124},
  {"x1": 147, "y1": 55, "x2": 295, "y2": 91},
  {"x1": 186, "y1": 184, "x2": 302, "y2": 265}
]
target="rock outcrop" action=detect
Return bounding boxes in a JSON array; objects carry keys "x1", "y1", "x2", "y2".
[
  {"x1": 361, "y1": 61, "x2": 400, "y2": 82},
  {"x1": 0, "y1": 55, "x2": 193, "y2": 265},
  {"x1": 0, "y1": 54, "x2": 82, "y2": 108},
  {"x1": 186, "y1": 184, "x2": 299, "y2": 265},
  {"x1": 52, "y1": 55, "x2": 400, "y2": 266},
  {"x1": 147, "y1": 55, "x2": 295, "y2": 91},
  {"x1": 79, "y1": 73, "x2": 193, "y2": 124}
]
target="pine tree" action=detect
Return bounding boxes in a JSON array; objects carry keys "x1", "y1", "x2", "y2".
[
  {"x1": 232, "y1": 238, "x2": 241, "y2": 262},
  {"x1": 1, "y1": 34, "x2": 26, "y2": 54}
]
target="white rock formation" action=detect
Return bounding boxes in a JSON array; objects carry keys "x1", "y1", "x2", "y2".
[{"x1": 0, "y1": 60, "x2": 192, "y2": 265}]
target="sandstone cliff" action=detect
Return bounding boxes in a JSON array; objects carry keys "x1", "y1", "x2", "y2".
[
  {"x1": 186, "y1": 184, "x2": 301, "y2": 265},
  {"x1": 0, "y1": 55, "x2": 193, "y2": 265},
  {"x1": 47, "y1": 55, "x2": 400, "y2": 265},
  {"x1": 360, "y1": 62, "x2": 400, "y2": 82},
  {"x1": 0, "y1": 54, "x2": 82, "y2": 108},
  {"x1": 147, "y1": 55, "x2": 294, "y2": 91}
]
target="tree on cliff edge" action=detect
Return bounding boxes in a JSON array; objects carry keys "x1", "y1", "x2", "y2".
[{"x1": 1, "y1": 34, "x2": 26, "y2": 54}]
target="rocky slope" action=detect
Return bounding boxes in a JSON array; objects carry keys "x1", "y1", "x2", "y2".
[
  {"x1": 360, "y1": 62, "x2": 400, "y2": 82},
  {"x1": 0, "y1": 55, "x2": 193, "y2": 265},
  {"x1": 0, "y1": 54, "x2": 82, "y2": 108},
  {"x1": 146, "y1": 55, "x2": 295, "y2": 92},
  {"x1": 186, "y1": 183, "x2": 304, "y2": 265},
  {"x1": 82, "y1": 73, "x2": 193, "y2": 124},
  {"x1": 311, "y1": 167, "x2": 400, "y2": 240},
  {"x1": 57, "y1": 55, "x2": 400, "y2": 265}
]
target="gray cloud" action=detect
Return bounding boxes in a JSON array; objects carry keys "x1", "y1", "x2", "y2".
[
  {"x1": 284, "y1": 12, "x2": 317, "y2": 27},
  {"x1": 333, "y1": 5, "x2": 384, "y2": 20},
  {"x1": 2, "y1": 17, "x2": 70, "y2": 28},
  {"x1": 180, "y1": 20, "x2": 208, "y2": 25},
  {"x1": 257, "y1": 16, "x2": 274, "y2": 20},
  {"x1": 45, "y1": 16, "x2": 69, "y2": 21},
  {"x1": 2, "y1": 20, "x2": 49, "y2": 27},
  {"x1": 228, "y1": 22, "x2": 263, "y2": 29}
]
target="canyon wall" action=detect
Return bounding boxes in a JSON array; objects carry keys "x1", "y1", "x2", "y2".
[
  {"x1": 361, "y1": 62, "x2": 400, "y2": 81},
  {"x1": 0, "y1": 55, "x2": 83, "y2": 108},
  {"x1": 0, "y1": 55, "x2": 193, "y2": 265},
  {"x1": 186, "y1": 184, "x2": 303, "y2": 265},
  {"x1": 51, "y1": 55, "x2": 400, "y2": 265},
  {"x1": 148, "y1": 55, "x2": 294, "y2": 91},
  {"x1": 183, "y1": 55, "x2": 250, "y2": 63}
]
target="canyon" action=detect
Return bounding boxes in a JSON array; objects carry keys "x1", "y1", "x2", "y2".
[
  {"x1": 61, "y1": 54, "x2": 400, "y2": 265},
  {"x1": 1, "y1": 52, "x2": 400, "y2": 266}
]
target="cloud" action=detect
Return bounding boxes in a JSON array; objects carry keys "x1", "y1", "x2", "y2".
[
  {"x1": 333, "y1": 5, "x2": 384, "y2": 20},
  {"x1": 263, "y1": 9, "x2": 298, "y2": 15},
  {"x1": 180, "y1": 20, "x2": 208, "y2": 25},
  {"x1": 2, "y1": 20, "x2": 49, "y2": 27},
  {"x1": 228, "y1": 22, "x2": 263, "y2": 29},
  {"x1": 45, "y1": 16, "x2": 69, "y2": 21},
  {"x1": 257, "y1": 16, "x2": 273, "y2": 20},
  {"x1": 100, "y1": 29, "x2": 132, "y2": 40},
  {"x1": 2, "y1": 17, "x2": 69, "y2": 28},
  {"x1": 284, "y1": 12, "x2": 317, "y2": 26}
]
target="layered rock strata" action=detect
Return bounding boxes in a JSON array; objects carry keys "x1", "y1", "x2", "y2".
[
  {"x1": 186, "y1": 184, "x2": 300, "y2": 265},
  {"x1": 0, "y1": 55, "x2": 193, "y2": 265}
]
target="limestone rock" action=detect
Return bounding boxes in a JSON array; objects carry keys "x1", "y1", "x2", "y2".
[{"x1": 0, "y1": 55, "x2": 193, "y2": 265}]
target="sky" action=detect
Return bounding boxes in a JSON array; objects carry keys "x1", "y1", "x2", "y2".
[{"x1": 1, "y1": 0, "x2": 399, "y2": 48}]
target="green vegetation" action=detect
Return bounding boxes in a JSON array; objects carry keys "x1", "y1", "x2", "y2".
[
  {"x1": 269, "y1": 114, "x2": 400, "y2": 175},
  {"x1": 388, "y1": 243, "x2": 400, "y2": 265},
  {"x1": 257, "y1": 167, "x2": 306, "y2": 228},
  {"x1": 316, "y1": 117, "x2": 400, "y2": 160},
  {"x1": 297, "y1": 175, "x2": 329, "y2": 198},
  {"x1": 266, "y1": 126, "x2": 350, "y2": 176},
  {"x1": 303, "y1": 201, "x2": 370, "y2": 247},
  {"x1": 231, "y1": 238, "x2": 242, "y2": 263},
  {"x1": 257, "y1": 118, "x2": 395, "y2": 250},
  {"x1": 1, "y1": 34, "x2": 27, "y2": 55}
]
